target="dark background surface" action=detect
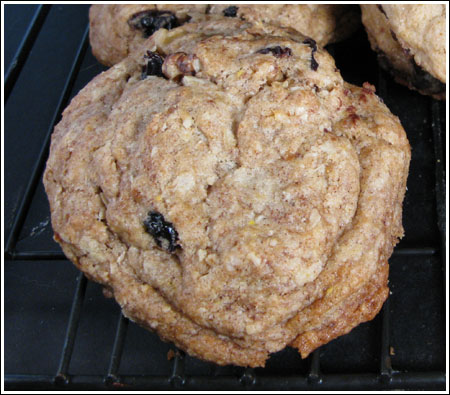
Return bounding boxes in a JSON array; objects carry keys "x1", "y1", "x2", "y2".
[{"x1": 4, "y1": 4, "x2": 446, "y2": 390}]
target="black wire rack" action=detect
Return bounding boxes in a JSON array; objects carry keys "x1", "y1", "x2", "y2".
[{"x1": 4, "y1": 4, "x2": 447, "y2": 391}]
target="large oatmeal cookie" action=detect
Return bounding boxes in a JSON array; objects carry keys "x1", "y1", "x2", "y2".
[
  {"x1": 45, "y1": 19, "x2": 410, "y2": 367},
  {"x1": 361, "y1": 4, "x2": 446, "y2": 100},
  {"x1": 89, "y1": 4, "x2": 360, "y2": 66}
]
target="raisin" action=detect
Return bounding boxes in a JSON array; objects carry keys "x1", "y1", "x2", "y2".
[
  {"x1": 256, "y1": 46, "x2": 292, "y2": 58},
  {"x1": 128, "y1": 10, "x2": 179, "y2": 38},
  {"x1": 303, "y1": 38, "x2": 319, "y2": 71},
  {"x1": 144, "y1": 211, "x2": 180, "y2": 253},
  {"x1": 223, "y1": 6, "x2": 238, "y2": 17},
  {"x1": 142, "y1": 51, "x2": 164, "y2": 79}
]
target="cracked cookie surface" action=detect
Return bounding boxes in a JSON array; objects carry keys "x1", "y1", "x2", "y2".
[
  {"x1": 45, "y1": 19, "x2": 410, "y2": 367},
  {"x1": 89, "y1": 4, "x2": 360, "y2": 66}
]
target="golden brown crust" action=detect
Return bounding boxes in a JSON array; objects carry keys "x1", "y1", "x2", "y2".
[
  {"x1": 45, "y1": 19, "x2": 410, "y2": 367},
  {"x1": 292, "y1": 260, "x2": 389, "y2": 357}
]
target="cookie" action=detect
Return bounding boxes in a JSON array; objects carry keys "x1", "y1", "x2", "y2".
[
  {"x1": 89, "y1": 4, "x2": 209, "y2": 66},
  {"x1": 89, "y1": 4, "x2": 360, "y2": 66},
  {"x1": 45, "y1": 18, "x2": 410, "y2": 367},
  {"x1": 211, "y1": 4, "x2": 360, "y2": 46},
  {"x1": 361, "y1": 4, "x2": 446, "y2": 100}
]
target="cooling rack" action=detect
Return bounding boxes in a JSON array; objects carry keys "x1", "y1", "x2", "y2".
[{"x1": 4, "y1": 4, "x2": 446, "y2": 390}]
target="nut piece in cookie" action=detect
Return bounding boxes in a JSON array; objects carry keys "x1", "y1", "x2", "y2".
[{"x1": 162, "y1": 52, "x2": 200, "y2": 80}]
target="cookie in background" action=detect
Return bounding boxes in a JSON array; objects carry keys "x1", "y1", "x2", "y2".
[
  {"x1": 89, "y1": 4, "x2": 209, "y2": 66},
  {"x1": 361, "y1": 4, "x2": 446, "y2": 100},
  {"x1": 89, "y1": 4, "x2": 361, "y2": 66}
]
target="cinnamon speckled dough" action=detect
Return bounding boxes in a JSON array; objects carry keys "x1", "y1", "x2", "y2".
[
  {"x1": 89, "y1": 4, "x2": 360, "y2": 66},
  {"x1": 361, "y1": 4, "x2": 446, "y2": 99},
  {"x1": 45, "y1": 19, "x2": 410, "y2": 367}
]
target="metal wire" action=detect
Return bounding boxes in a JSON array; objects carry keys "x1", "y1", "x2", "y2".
[
  {"x1": 376, "y1": 68, "x2": 393, "y2": 387},
  {"x1": 5, "y1": 5, "x2": 51, "y2": 103},
  {"x1": 170, "y1": 350, "x2": 186, "y2": 388},
  {"x1": 7, "y1": 245, "x2": 437, "y2": 261},
  {"x1": 380, "y1": 300, "x2": 393, "y2": 383},
  {"x1": 105, "y1": 313, "x2": 129, "y2": 385},
  {"x1": 308, "y1": 350, "x2": 321, "y2": 384},
  {"x1": 430, "y1": 100, "x2": 446, "y2": 287},
  {"x1": 55, "y1": 273, "x2": 88, "y2": 386},
  {"x1": 5, "y1": 26, "x2": 90, "y2": 260},
  {"x1": 5, "y1": 371, "x2": 446, "y2": 391}
]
